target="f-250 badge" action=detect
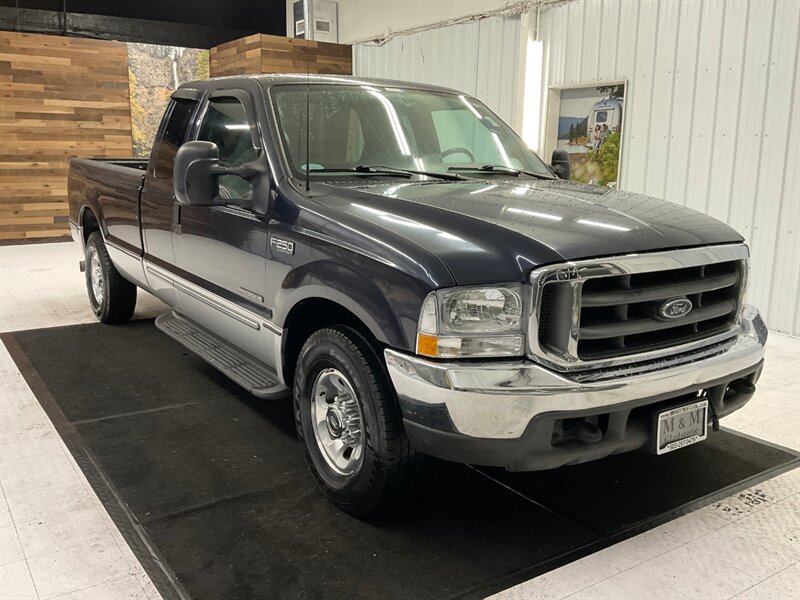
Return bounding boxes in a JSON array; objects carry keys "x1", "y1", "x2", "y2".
[{"x1": 270, "y1": 236, "x2": 295, "y2": 256}]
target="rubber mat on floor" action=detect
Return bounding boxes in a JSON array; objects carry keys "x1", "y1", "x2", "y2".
[{"x1": 3, "y1": 320, "x2": 797, "y2": 600}]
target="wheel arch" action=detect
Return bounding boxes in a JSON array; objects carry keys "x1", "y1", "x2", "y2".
[
  {"x1": 274, "y1": 257, "x2": 426, "y2": 385},
  {"x1": 280, "y1": 296, "x2": 392, "y2": 386},
  {"x1": 79, "y1": 205, "x2": 103, "y2": 246}
]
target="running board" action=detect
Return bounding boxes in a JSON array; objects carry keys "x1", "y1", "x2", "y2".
[{"x1": 155, "y1": 311, "x2": 289, "y2": 400}]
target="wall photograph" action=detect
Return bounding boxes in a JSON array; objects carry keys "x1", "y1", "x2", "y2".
[
  {"x1": 127, "y1": 43, "x2": 210, "y2": 158},
  {"x1": 556, "y1": 84, "x2": 625, "y2": 186}
]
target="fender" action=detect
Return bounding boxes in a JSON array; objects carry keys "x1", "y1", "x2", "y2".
[
  {"x1": 69, "y1": 160, "x2": 108, "y2": 247},
  {"x1": 69, "y1": 157, "x2": 146, "y2": 256},
  {"x1": 77, "y1": 203, "x2": 107, "y2": 242},
  {"x1": 73, "y1": 203, "x2": 108, "y2": 257},
  {"x1": 274, "y1": 259, "x2": 428, "y2": 351}
]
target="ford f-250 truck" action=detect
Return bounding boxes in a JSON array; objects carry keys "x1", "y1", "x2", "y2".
[{"x1": 68, "y1": 75, "x2": 767, "y2": 516}]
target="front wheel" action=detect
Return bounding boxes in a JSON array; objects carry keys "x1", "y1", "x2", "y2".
[
  {"x1": 293, "y1": 326, "x2": 411, "y2": 517},
  {"x1": 84, "y1": 232, "x2": 137, "y2": 324}
]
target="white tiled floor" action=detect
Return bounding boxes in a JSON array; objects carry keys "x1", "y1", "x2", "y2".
[
  {"x1": 1, "y1": 242, "x2": 798, "y2": 600},
  {"x1": 1, "y1": 243, "x2": 164, "y2": 600}
]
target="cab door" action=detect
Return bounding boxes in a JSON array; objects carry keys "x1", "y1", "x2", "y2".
[
  {"x1": 140, "y1": 91, "x2": 201, "y2": 305},
  {"x1": 171, "y1": 89, "x2": 277, "y2": 367}
]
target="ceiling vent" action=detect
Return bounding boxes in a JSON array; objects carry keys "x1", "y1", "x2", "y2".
[{"x1": 293, "y1": 0, "x2": 338, "y2": 43}]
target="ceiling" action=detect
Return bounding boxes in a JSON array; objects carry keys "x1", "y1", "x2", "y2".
[{"x1": 0, "y1": 0, "x2": 287, "y2": 37}]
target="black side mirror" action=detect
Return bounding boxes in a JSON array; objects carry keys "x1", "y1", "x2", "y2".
[
  {"x1": 550, "y1": 149, "x2": 571, "y2": 180},
  {"x1": 174, "y1": 141, "x2": 269, "y2": 212},
  {"x1": 174, "y1": 141, "x2": 221, "y2": 206}
]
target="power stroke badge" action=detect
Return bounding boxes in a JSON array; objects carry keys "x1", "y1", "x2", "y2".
[{"x1": 239, "y1": 287, "x2": 264, "y2": 303}]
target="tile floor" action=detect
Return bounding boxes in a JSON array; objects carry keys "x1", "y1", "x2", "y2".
[{"x1": 1, "y1": 242, "x2": 798, "y2": 600}]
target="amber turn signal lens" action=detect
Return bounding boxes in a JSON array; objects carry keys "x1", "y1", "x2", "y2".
[{"x1": 416, "y1": 334, "x2": 438, "y2": 357}]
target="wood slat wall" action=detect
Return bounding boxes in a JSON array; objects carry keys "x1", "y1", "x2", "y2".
[
  {"x1": 209, "y1": 34, "x2": 263, "y2": 77},
  {"x1": 210, "y1": 34, "x2": 352, "y2": 78},
  {"x1": 0, "y1": 31, "x2": 132, "y2": 242},
  {"x1": 0, "y1": 31, "x2": 347, "y2": 243}
]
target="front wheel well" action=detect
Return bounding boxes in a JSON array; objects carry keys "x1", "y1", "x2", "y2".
[{"x1": 281, "y1": 298, "x2": 379, "y2": 385}]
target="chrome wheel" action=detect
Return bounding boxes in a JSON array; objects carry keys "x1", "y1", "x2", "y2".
[
  {"x1": 310, "y1": 368, "x2": 364, "y2": 475},
  {"x1": 89, "y1": 251, "x2": 104, "y2": 305}
]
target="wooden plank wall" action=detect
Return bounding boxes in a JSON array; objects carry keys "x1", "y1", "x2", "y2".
[
  {"x1": 210, "y1": 34, "x2": 352, "y2": 78},
  {"x1": 208, "y1": 34, "x2": 263, "y2": 77},
  {"x1": 0, "y1": 31, "x2": 132, "y2": 242},
  {"x1": 0, "y1": 31, "x2": 347, "y2": 243}
]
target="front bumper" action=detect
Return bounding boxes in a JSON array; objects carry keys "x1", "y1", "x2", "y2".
[{"x1": 385, "y1": 306, "x2": 767, "y2": 471}]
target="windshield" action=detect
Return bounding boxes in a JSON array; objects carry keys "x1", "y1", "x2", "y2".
[{"x1": 270, "y1": 84, "x2": 553, "y2": 179}]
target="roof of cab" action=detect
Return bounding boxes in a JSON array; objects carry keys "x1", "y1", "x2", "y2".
[{"x1": 175, "y1": 73, "x2": 463, "y2": 96}]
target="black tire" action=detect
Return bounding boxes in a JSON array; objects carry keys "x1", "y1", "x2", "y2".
[
  {"x1": 293, "y1": 325, "x2": 412, "y2": 517},
  {"x1": 84, "y1": 231, "x2": 137, "y2": 324}
]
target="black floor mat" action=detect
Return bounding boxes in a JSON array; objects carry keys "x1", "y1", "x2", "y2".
[{"x1": 3, "y1": 320, "x2": 797, "y2": 600}]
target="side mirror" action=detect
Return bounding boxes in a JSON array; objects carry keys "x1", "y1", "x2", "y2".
[
  {"x1": 174, "y1": 141, "x2": 268, "y2": 211},
  {"x1": 174, "y1": 141, "x2": 221, "y2": 206},
  {"x1": 550, "y1": 149, "x2": 571, "y2": 180}
]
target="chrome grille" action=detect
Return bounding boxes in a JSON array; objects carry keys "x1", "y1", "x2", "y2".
[
  {"x1": 529, "y1": 244, "x2": 749, "y2": 371},
  {"x1": 577, "y1": 260, "x2": 741, "y2": 359}
]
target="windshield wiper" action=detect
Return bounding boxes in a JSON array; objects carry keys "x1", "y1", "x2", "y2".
[
  {"x1": 307, "y1": 165, "x2": 466, "y2": 181},
  {"x1": 362, "y1": 165, "x2": 466, "y2": 181},
  {"x1": 306, "y1": 166, "x2": 412, "y2": 178},
  {"x1": 448, "y1": 164, "x2": 556, "y2": 180}
]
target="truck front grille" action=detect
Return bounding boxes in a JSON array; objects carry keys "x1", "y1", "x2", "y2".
[
  {"x1": 530, "y1": 244, "x2": 749, "y2": 371},
  {"x1": 576, "y1": 260, "x2": 741, "y2": 359}
]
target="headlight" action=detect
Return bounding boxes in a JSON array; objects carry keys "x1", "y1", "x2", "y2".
[{"x1": 416, "y1": 285, "x2": 526, "y2": 358}]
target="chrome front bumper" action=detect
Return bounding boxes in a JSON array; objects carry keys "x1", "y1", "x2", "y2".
[{"x1": 385, "y1": 306, "x2": 767, "y2": 441}]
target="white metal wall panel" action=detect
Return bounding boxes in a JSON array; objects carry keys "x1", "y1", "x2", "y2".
[
  {"x1": 353, "y1": 16, "x2": 523, "y2": 129},
  {"x1": 540, "y1": 0, "x2": 800, "y2": 334},
  {"x1": 662, "y1": 0, "x2": 702, "y2": 205},
  {"x1": 596, "y1": 0, "x2": 621, "y2": 83},
  {"x1": 684, "y1": 0, "x2": 725, "y2": 216}
]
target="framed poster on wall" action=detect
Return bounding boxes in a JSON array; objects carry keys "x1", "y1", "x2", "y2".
[
  {"x1": 127, "y1": 43, "x2": 210, "y2": 158},
  {"x1": 550, "y1": 83, "x2": 625, "y2": 186}
]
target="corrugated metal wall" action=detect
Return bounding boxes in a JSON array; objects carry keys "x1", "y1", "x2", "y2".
[
  {"x1": 352, "y1": 1, "x2": 799, "y2": 335},
  {"x1": 353, "y1": 16, "x2": 524, "y2": 129},
  {"x1": 540, "y1": 0, "x2": 800, "y2": 335}
]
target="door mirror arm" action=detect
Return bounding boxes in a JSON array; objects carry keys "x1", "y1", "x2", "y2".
[
  {"x1": 208, "y1": 164, "x2": 259, "y2": 179},
  {"x1": 234, "y1": 152, "x2": 271, "y2": 215}
]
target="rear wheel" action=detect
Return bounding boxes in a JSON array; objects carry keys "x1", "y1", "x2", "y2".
[
  {"x1": 84, "y1": 232, "x2": 136, "y2": 324},
  {"x1": 293, "y1": 325, "x2": 411, "y2": 517}
]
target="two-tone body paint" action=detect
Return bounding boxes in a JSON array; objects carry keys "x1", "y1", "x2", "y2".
[{"x1": 68, "y1": 74, "x2": 745, "y2": 387}]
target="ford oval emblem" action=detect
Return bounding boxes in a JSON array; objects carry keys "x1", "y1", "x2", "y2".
[{"x1": 659, "y1": 298, "x2": 693, "y2": 319}]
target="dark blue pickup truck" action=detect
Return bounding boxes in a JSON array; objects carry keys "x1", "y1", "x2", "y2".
[{"x1": 68, "y1": 75, "x2": 766, "y2": 516}]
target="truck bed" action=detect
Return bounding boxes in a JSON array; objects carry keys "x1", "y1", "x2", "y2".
[{"x1": 68, "y1": 158, "x2": 149, "y2": 254}]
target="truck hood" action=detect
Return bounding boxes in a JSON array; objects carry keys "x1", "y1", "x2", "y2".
[{"x1": 326, "y1": 179, "x2": 743, "y2": 285}]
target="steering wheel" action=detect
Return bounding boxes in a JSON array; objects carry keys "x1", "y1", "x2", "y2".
[{"x1": 441, "y1": 147, "x2": 476, "y2": 162}]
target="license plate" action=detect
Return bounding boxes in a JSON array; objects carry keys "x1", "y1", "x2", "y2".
[{"x1": 656, "y1": 399, "x2": 708, "y2": 455}]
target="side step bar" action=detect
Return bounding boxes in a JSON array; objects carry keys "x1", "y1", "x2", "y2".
[{"x1": 155, "y1": 311, "x2": 289, "y2": 400}]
